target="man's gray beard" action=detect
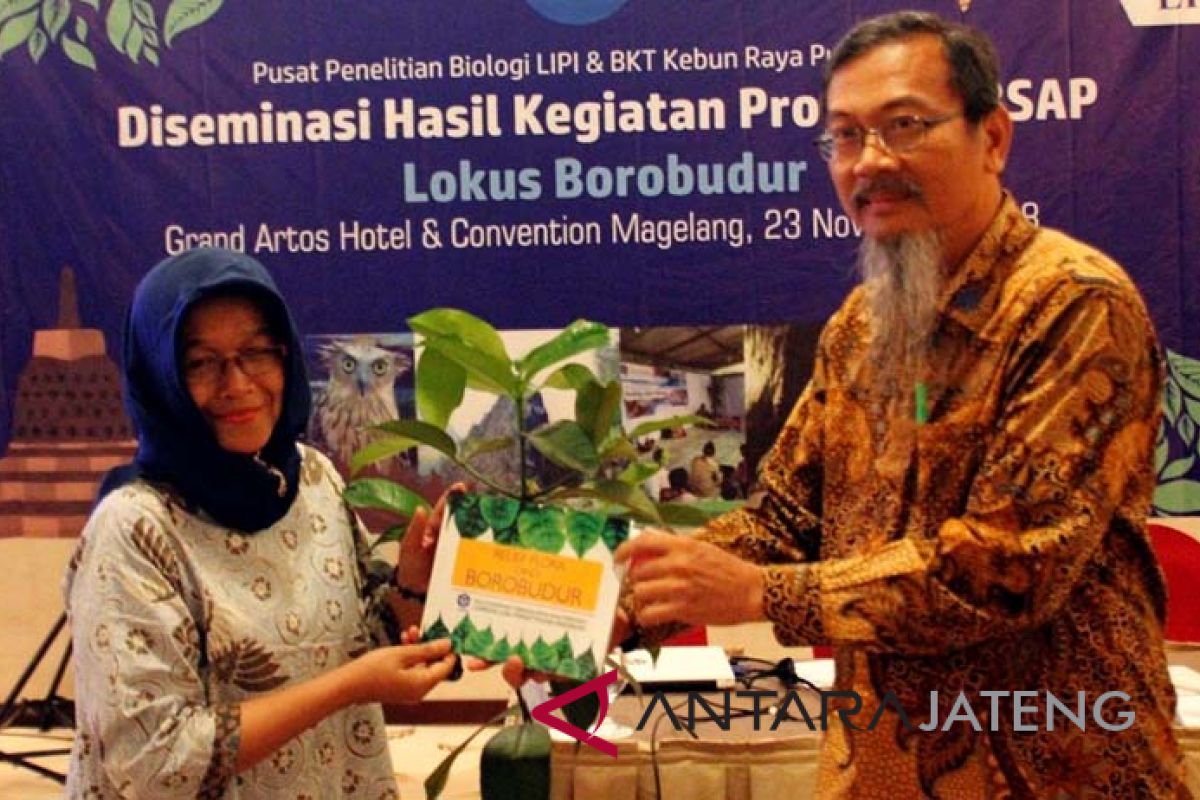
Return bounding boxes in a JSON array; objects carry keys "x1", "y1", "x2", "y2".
[{"x1": 857, "y1": 230, "x2": 944, "y2": 385}]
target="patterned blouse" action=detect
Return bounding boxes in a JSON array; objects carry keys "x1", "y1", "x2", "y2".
[
  {"x1": 64, "y1": 445, "x2": 400, "y2": 799},
  {"x1": 700, "y1": 197, "x2": 1192, "y2": 797}
]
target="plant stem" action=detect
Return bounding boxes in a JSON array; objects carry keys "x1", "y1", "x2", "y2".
[{"x1": 516, "y1": 389, "x2": 529, "y2": 505}]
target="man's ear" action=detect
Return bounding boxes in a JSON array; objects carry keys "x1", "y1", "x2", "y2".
[{"x1": 982, "y1": 105, "x2": 1013, "y2": 176}]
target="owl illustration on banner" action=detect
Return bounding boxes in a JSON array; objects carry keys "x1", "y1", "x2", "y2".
[{"x1": 310, "y1": 336, "x2": 411, "y2": 470}]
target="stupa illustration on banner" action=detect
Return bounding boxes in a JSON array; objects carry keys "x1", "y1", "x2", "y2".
[{"x1": 0, "y1": 268, "x2": 135, "y2": 538}]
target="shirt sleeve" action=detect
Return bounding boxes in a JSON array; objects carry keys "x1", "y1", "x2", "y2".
[
  {"x1": 761, "y1": 286, "x2": 1164, "y2": 654},
  {"x1": 67, "y1": 494, "x2": 240, "y2": 799}
]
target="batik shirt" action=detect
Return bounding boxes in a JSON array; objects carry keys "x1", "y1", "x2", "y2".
[
  {"x1": 64, "y1": 445, "x2": 399, "y2": 799},
  {"x1": 700, "y1": 197, "x2": 1192, "y2": 797}
]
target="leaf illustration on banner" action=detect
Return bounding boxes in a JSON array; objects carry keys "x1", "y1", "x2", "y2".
[
  {"x1": 0, "y1": 7, "x2": 37, "y2": 58},
  {"x1": 1154, "y1": 480, "x2": 1200, "y2": 516},
  {"x1": 26, "y1": 24, "x2": 43, "y2": 59},
  {"x1": 60, "y1": 31, "x2": 94, "y2": 67},
  {"x1": 1160, "y1": 454, "x2": 1195, "y2": 483},
  {"x1": 163, "y1": 0, "x2": 223, "y2": 47},
  {"x1": 0, "y1": 0, "x2": 38, "y2": 28},
  {"x1": 41, "y1": 0, "x2": 69, "y2": 40},
  {"x1": 105, "y1": 0, "x2": 131, "y2": 49}
]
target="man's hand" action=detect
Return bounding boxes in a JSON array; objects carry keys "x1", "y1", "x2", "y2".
[
  {"x1": 394, "y1": 483, "x2": 466, "y2": 593},
  {"x1": 615, "y1": 530, "x2": 766, "y2": 627}
]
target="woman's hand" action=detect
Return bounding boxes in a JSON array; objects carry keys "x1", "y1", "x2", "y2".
[
  {"x1": 347, "y1": 639, "x2": 457, "y2": 706},
  {"x1": 394, "y1": 483, "x2": 466, "y2": 593}
]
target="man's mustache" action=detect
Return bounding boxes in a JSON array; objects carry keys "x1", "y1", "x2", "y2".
[{"x1": 853, "y1": 177, "x2": 924, "y2": 208}]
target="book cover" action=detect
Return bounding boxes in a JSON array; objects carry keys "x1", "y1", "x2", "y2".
[{"x1": 419, "y1": 492, "x2": 629, "y2": 680}]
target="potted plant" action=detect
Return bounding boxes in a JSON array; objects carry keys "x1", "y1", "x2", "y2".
[{"x1": 342, "y1": 309, "x2": 718, "y2": 799}]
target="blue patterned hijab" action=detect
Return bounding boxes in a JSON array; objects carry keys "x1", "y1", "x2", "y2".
[{"x1": 106, "y1": 248, "x2": 312, "y2": 532}]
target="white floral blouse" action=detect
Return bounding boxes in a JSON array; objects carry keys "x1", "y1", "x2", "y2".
[{"x1": 64, "y1": 445, "x2": 400, "y2": 799}]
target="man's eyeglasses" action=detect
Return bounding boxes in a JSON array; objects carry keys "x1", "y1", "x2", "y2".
[
  {"x1": 814, "y1": 113, "x2": 961, "y2": 162},
  {"x1": 183, "y1": 345, "x2": 286, "y2": 386}
]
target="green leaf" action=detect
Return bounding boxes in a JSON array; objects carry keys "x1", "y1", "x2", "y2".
[
  {"x1": 600, "y1": 517, "x2": 630, "y2": 552},
  {"x1": 410, "y1": 308, "x2": 516, "y2": 395},
  {"x1": 423, "y1": 616, "x2": 451, "y2": 641},
  {"x1": 540, "y1": 362, "x2": 597, "y2": 392},
  {"x1": 630, "y1": 414, "x2": 711, "y2": 439},
  {"x1": 450, "y1": 615, "x2": 478, "y2": 650},
  {"x1": 59, "y1": 32, "x2": 92, "y2": 67},
  {"x1": 549, "y1": 675, "x2": 600, "y2": 727},
  {"x1": 530, "y1": 635, "x2": 559, "y2": 672},
  {"x1": 421, "y1": 333, "x2": 517, "y2": 396},
  {"x1": 104, "y1": 0, "x2": 130, "y2": 49},
  {"x1": 1153, "y1": 479, "x2": 1200, "y2": 516},
  {"x1": 344, "y1": 477, "x2": 430, "y2": 516},
  {"x1": 74, "y1": 13, "x2": 85, "y2": 41},
  {"x1": 163, "y1": 0, "x2": 223, "y2": 47},
  {"x1": 453, "y1": 493, "x2": 489, "y2": 539},
  {"x1": 518, "y1": 320, "x2": 609, "y2": 380},
  {"x1": 374, "y1": 419, "x2": 459, "y2": 460},
  {"x1": 564, "y1": 510, "x2": 603, "y2": 557},
  {"x1": 426, "y1": 705, "x2": 518, "y2": 800},
  {"x1": 575, "y1": 380, "x2": 621, "y2": 447},
  {"x1": 657, "y1": 501, "x2": 721, "y2": 527},
  {"x1": 410, "y1": 308, "x2": 510, "y2": 361},
  {"x1": 372, "y1": 524, "x2": 408, "y2": 549},
  {"x1": 575, "y1": 649, "x2": 600, "y2": 681},
  {"x1": 598, "y1": 433, "x2": 640, "y2": 462},
  {"x1": 464, "y1": 624, "x2": 496, "y2": 655},
  {"x1": 0, "y1": 0, "x2": 38, "y2": 28},
  {"x1": 26, "y1": 25, "x2": 43, "y2": 60},
  {"x1": 349, "y1": 434, "x2": 428, "y2": 476},
  {"x1": 552, "y1": 633, "x2": 575, "y2": 662},
  {"x1": 416, "y1": 346, "x2": 467, "y2": 429},
  {"x1": 486, "y1": 636, "x2": 512, "y2": 662},
  {"x1": 40, "y1": 0, "x2": 68, "y2": 39},
  {"x1": 550, "y1": 480, "x2": 661, "y2": 523},
  {"x1": 0, "y1": 8, "x2": 37, "y2": 57},
  {"x1": 526, "y1": 421, "x2": 600, "y2": 475},
  {"x1": 480, "y1": 495, "x2": 520, "y2": 530},
  {"x1": 517, "y1": 506, "x2": 565, "y2": 554},
  {"x1": 617, "y1": 460, "x2": 662, "y2": 486},
  {"x1": 492, "y1": 522, "x2": 519, "y2": 545},
  {"x1": 460, "y1": 435, "x2": 515, "y2": 463},
  {"x1": 1161, "y1": 455, "x2": 1195, "y2": 483}
]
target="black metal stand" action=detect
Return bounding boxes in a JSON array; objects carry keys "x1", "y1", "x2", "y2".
[{"x1": 0, "y1": 611, "x2": 73, "y2": 784}]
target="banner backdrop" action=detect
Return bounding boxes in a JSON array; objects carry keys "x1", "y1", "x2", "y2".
[{"x1": 1, "y1": 1, "x2": 1197, "y2": 510}]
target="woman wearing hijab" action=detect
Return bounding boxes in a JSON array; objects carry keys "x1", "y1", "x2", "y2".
[{"x1": 64, "y1": 248, "x2": 455, "y2": 798}]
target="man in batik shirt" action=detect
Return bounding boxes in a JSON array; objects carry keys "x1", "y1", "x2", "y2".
[{"x1": 619, "y1": 11, "x2": 1192, "y2": 798}]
